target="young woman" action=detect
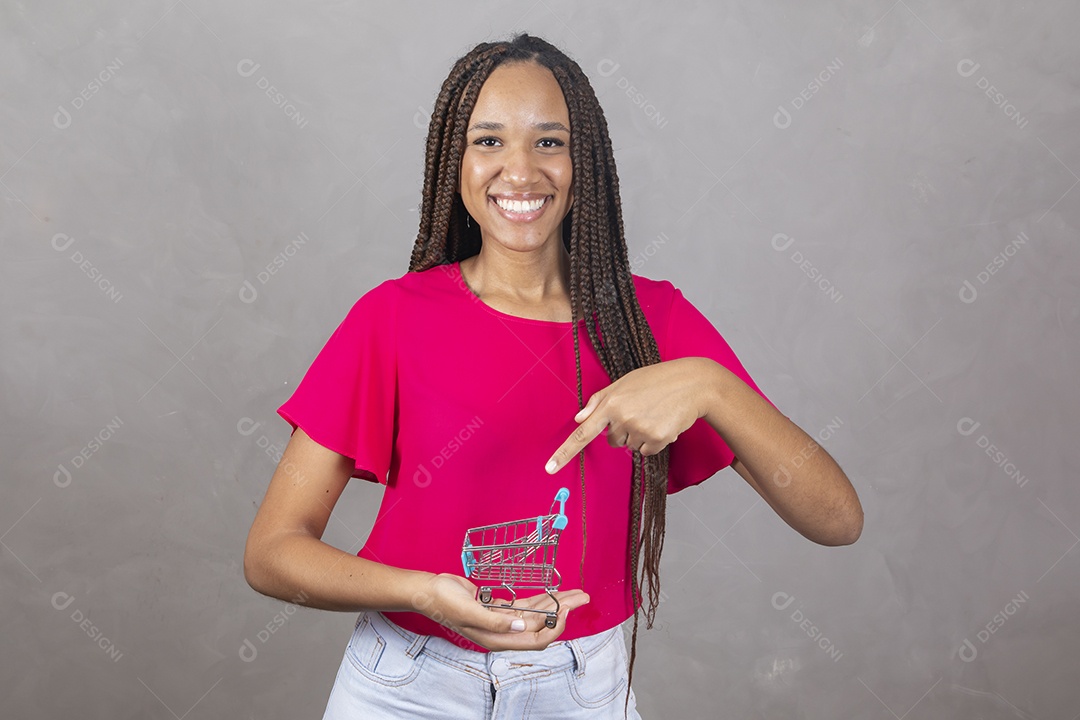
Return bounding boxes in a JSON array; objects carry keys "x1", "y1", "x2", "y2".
[{"x1": 243, "y1": 32, "x2": 862, "y2": 719}]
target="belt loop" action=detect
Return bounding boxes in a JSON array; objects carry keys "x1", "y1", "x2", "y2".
[
  {"x1": 373, "y1": 612, "x2": 431, "y2": 659},
  {"x1": 569, "y1": 638, "x2": 587, "y2": 678},
  {"x1": 405, "y1": 632, "x2": 430, "y2": 659}
]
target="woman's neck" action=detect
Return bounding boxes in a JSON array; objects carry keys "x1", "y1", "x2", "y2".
[{"x1": 459, "y1": 248, "x2": 580, "y2": 322}]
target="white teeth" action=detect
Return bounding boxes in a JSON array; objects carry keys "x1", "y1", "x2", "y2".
[{"x1": 494, "y1": 197, "x2": 547, "y2": 213}]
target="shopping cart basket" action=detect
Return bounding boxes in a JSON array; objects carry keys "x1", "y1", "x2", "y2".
[{"x1": 460, "y1": 488, "x2": 570, "y2": 629}]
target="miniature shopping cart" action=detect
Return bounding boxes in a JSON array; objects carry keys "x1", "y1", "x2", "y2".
[{"x1": 460, "y1": 488, "x2": 570, "y2": 629}]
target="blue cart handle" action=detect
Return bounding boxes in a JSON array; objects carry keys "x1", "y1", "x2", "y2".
[{"x1": 553, "y1": 487, "x2": 569, "y2": 530}]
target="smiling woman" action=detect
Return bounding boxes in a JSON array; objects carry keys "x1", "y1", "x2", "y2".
[{"x1": 243, "y1": 30, "x2": 860, "y2": 720}]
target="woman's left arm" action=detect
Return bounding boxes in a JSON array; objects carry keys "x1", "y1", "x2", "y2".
[
  {"x1": 544, "y1": 356, "x2": 863, "y2": 547},
  {"x1": 695, "y1": 356, "x2": 863, "y2": 546}
]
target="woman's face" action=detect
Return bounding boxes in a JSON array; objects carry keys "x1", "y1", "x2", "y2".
[{"x1": 458, "y1": 61, "x2": 574, "y2": 256}]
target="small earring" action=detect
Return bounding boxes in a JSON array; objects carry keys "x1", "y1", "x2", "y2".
[{"x1": 466, "y1": 214, "x2": 471, "y2": 228}]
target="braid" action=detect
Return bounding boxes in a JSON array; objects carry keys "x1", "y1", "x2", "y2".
[
  {"x1": 407, "y1": 34, "x2": 672, "y2": 717},
  {"x1": 411, "y1": 44, "x2": 506, "y2": 270}
]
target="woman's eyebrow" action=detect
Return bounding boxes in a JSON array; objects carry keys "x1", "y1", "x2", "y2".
[{"x1": 467, "y1": 120, "x2": 570, "y2": 133}]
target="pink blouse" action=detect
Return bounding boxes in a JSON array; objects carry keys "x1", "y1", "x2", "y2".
[{"x1": 277, "y1": 261, "x2": 779, "y2": 651}]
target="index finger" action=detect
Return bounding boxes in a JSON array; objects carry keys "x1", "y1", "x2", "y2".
[{"x1": 545, "y1": 417, "x2": 607, "y2": 474}]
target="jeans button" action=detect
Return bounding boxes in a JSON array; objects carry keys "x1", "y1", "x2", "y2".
[{"x1": 490, "y1": 657, "x2": 510, "y2": 675}]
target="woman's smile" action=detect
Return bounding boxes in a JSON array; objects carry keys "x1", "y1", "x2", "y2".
[{"x1": 489, "y1": 194, "x2": 553, "y2": 223}]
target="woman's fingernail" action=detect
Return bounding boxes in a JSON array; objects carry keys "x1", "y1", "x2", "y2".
[
  {"x1": 545, "y1": 459, "x2": 557, "y2": 474},
  {"x1": 511, "y1": 619, "x2": 526, "y2": 632}
]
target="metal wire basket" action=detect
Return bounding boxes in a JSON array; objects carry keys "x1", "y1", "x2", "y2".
[{"x1": 460, "y1": 488, "x2": 570, "y2": 629}]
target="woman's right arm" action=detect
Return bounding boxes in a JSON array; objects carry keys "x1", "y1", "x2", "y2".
[
  {"x1": 242, "y1": 426, "x2": 430, "y2": 612},
  {"x1": 242, "y1": 427, "x2": 590, "y2": 647}
]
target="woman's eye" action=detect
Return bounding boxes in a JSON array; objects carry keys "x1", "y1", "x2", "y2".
[
  {"x1": 538, "y1": 138, "x2": 565, "y2": 148},
  {"x1": 474, "y1": 136, "x2": 499, "y2": 147}
]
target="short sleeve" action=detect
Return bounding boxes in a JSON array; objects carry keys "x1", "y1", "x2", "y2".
[
  {"x1": 661, "y1": 286, "x2": 782, "y2": 494},
  {"x1": 276, "y1": 281, "x2": 398, "y2": 484}
]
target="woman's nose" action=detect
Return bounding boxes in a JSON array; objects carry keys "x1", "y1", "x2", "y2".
[{"x1": 500, "y1": 143, "x2": 540, "y2": 185}]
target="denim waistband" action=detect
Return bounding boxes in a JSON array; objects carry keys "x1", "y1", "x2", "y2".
[{"x1": 362, "y1": 610, "x2": 624, "y2": 689}]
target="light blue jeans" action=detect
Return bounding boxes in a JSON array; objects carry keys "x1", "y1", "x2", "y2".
[{"x1": 321, "y1": 610, "x2": 643, "y2": 719}]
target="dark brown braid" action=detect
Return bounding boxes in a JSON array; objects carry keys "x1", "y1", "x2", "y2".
[{"x1": 407, "y1": 34, "x2": 671, "y2": 713}]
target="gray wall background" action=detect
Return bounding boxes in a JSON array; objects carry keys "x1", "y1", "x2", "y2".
[{"x1": 4, "y1": 1, "x2": 1078, "y2": 717}]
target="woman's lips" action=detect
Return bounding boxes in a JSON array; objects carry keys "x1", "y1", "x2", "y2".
[{"x1": 489, "y1": 195, "x2": 551, "y2": 223}]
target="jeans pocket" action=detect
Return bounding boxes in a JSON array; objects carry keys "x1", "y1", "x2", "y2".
[
  {"x1": 344, "y1": 613, "x2": 424, "y2": 687},
  {"x1": 565, "y1": 631, "x2": 629, "y2": 709}
]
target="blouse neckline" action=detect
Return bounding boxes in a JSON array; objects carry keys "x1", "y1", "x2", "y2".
[{"x1": 449, "y1": 260, "x2": 586, "y2": 327}]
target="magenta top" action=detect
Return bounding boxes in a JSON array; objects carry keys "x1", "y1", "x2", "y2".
[{"x1": 277, "y1": 261, "x2": 779, "y2": 651}]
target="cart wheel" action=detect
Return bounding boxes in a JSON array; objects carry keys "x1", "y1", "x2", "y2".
[
  {"x1": 479, "y1": 589, "x2": 492, "y2": 604},
  {"x1": 544, "y1": 613, "x2": 557, "y2": 629}
]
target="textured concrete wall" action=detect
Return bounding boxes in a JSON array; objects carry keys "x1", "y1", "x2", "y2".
[{"x1": 3, "y1": 1, "x2": 1078, "y2": 717}]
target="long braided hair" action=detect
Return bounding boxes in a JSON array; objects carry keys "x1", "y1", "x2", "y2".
[{"x1": 407, "y1": 33, "x2": 670, "y2": 703}]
